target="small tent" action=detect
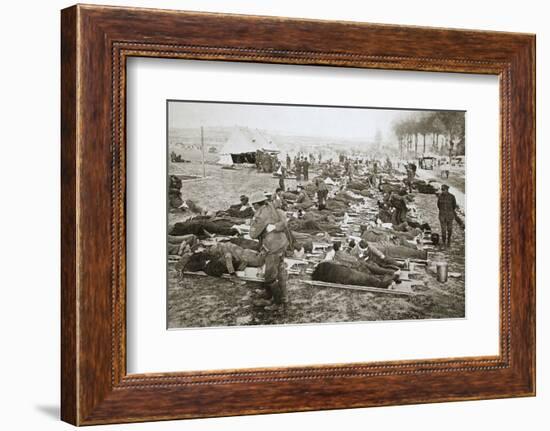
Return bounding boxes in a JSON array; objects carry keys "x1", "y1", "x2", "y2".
[
  {"x1": 218, "y1": 127, "x2": 279, "y2": 165},
  {"x1": 218, "y1": 127, "x2": 260, "y2": 165}
]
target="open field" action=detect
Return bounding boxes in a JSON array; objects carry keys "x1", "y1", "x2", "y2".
[{"x1": 167, "y1": 162, "x2": 465, "y2": 329}]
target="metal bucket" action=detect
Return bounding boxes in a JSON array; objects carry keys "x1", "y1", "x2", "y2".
[{"x1": 436, "y1": 262, "x2": 448, "y2": 283}]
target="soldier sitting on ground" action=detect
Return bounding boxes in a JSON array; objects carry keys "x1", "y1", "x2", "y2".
[
  {"x1": 292, "y1": 184, "x2": 314, "y2": 210},
  {"x1": 217, "y1": 195, "x2": 254, "y2": 218},
  {"x1": 271, "y1": 188, "x2": 288, "y2": 210}
]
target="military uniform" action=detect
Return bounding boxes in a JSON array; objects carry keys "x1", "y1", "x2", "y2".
[
  {"x1": 278, "y1": 166, "x2": 286, "y2": 191},
  {"x1": 406, "y1": 166, "x2": 415, "y2": 192},
  {"x1": 365, "y1": 242, "x2": 401, "y2": 270},
  {"x1": 437, "y1": 189, "x2": 457, "y2": 246},
  {"x1": 294, "y1": 190, "x2": 314, "y2": 210},
  {"x1": 225, "y1": 202, "x2": 254, "y2": 218},
  {"x1": 272, "y1": 194, "x2": 287, "y2": 211},
  {"x1": 209, "y1": 242, "x2": 264, "y2": 274},
  {"x1": 390, "y1": 194, "x2": 408, "y2": 226},
  {"x1": 295, "y1": 159, "x2": 302, "y2": 181},
  {"x1": 316, "y1": 181, "x2": 328, "y2": 210},
  {"x1": 302, "y1": 159, "x2": 310, "y2": 180},
  {"x1": 250, "y1": 202, "x2": 289, "y2": 304}
]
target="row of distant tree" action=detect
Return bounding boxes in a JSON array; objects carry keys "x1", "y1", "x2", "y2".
[{"x1": 392, "y1": 111, "x2": 465, "y2": 158}]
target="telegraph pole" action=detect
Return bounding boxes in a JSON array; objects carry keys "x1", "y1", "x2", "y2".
[{"x1": 201, "y1": 126, "x2": 206, "y2": 177}]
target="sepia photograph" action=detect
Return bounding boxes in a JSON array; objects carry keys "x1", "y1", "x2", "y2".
[{"x1": 167, "y1": 100, "x2": 466, "y2": 329}]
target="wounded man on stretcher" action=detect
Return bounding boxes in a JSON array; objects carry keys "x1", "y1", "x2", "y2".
[
  {"x1": 179, "y1": 241, "x2": 265, "y2": 278},
  {"x1": 315, "y1": 239, "x2": 427, "y2": 289}
]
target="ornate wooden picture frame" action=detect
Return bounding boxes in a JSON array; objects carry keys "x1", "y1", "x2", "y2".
[{"x1": 61, "y1": 4, "x2": 535, "y2": 425}]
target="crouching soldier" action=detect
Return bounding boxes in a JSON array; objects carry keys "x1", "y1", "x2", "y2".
[
  {"x1": 249, "y1": 191, "x2": 289, "y2": 309},
  {"x1": 315, "y1": 178, "x2": 329, "y2": 210}
]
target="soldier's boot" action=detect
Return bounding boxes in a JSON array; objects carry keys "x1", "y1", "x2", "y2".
[
  {"x1": 277, "y1": 272, "x2": 288, "y2": 305},
  {"x1": 270, "y1": 281, "x2": 284, "y2": 305},
  {"x1": 263, "y1": 281, "x2": 286, "y2": 311}
]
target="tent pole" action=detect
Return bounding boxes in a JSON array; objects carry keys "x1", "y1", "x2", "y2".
[{"x1": 201, "y1": 126, "x2": 205, "y2": 177}]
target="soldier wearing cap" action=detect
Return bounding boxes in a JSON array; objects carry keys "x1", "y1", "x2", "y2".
[
  {"x1": 249, "y1": 191, "x2": 289, "y2": 308},
  {"x1": 293, "y1": 184, "x2": 314, "y2": 210},
  {"x1": 223, "y1": 195, "x2": 254, "y2": 218},
  {"x1": 437, "y1": 184, "x2": 457, "y2": 247}
]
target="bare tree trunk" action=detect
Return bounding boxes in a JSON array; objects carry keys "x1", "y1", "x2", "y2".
[
  {"x1": 422, "y1": 134, "x2": 426, "y2": 154},
  {"x1": 414, "y1": 133, "x2": 418, "y2": 158}
]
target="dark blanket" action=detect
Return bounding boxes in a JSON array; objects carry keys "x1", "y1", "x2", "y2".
[
  {"x1": 407, "y1": 219, "x2": 431, "y2": 231},
  {"x1": 311, "y1": 262, "x2": 393, "y2": 289},
  {"x1": 183, "y1": 252, "x2": 209, "y2": 272},
  {"x1": 325, "y1": 199, "x2": 348, "y2": 211},
  {"x1": 228, "y1": 237, "x2": 261, "y2": 251},
  {"x1": 347, "y1": 180, "x2": 369, "y2": 191},
  {"x1": 182, "y1": 252, "x2": 240, "y2": 277},
  {"x1": 379, "y1": 182, "x2": 405, "y2": 194},
  {"x1": 288, "y1": 219, "x2": 323, "y2": 233},
  {"x1": 170, "y1": 219, "x2": 238, "y2": 237},
  {"x1": 413, "y1": 179, "x2": 438, "y2": 194},
  {"x1": 204, "y1": 257, "x2": 238, "y2": 277}
]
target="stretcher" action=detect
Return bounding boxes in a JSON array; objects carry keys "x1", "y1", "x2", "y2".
[
  {"x1": 183, "y1": 270, "x2": 265, "y2": 283},
  {"x1": 397, "y1": 269, "x2": 422, "y2": 281},
  {"x1": 394, "y1": 257, "x2": 429, "y2": 266},
  {"x1": 301, "y1": 279, "x2": 417, "y2": 296}
]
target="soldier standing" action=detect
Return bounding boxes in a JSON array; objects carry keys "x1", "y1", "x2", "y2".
[
  {"x1": 249, "y1": 192, "x2": 289, "y2": 309},
  {"x1": 389, "y1": 191, "x2": 408, "y2": 227},
  {"x1": 276, "y1": 163, "x2": 286, "y2": 191},
  {"x1": 302, "y1": 157, "x2": 310, "y2": 181},
  {"x1": 437, "y1": 184, "x2": 457, "y2": 247},
  {"x1": 295, "y1": 156, "x2": 302, "y2": 181},
  {"x1": 406, "y1": 163, "x2": 415, "y2": 192}
]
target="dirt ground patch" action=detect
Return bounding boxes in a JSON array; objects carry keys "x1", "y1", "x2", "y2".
[{"x1": 167, "y1": 164, "x2": 465, "y2": 329}]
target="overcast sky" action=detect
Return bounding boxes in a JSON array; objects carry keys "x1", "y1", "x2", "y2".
[{"x1": 168, "y1": 101, "x2": 424, "y2": 141}]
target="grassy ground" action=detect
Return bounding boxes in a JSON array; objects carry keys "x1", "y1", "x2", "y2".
[{"x1": 167, "y1": 161, "x2": 465, "y2": 329}]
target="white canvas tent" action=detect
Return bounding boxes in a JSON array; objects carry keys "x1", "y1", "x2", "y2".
[
  {"x1": 220, "y1": 128, "x2": 258, "y2": 155},
  {"x1": 218, "y1": 127, "x2": 278, "y2": 165},
  {"x1": 251, "y1": 128, "x2": 278, "y2": 153},
  {"x1": 217, "y1": 153, "x2": 234, "y2": 166},
  {"x1": 217, "y1": 128, "x2": 256, "y2": 165}
]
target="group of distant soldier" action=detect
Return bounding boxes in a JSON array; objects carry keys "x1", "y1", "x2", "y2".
[
  {"x1": 255, "y1": 150, "x2": 277, "y2": 173},
  {"x1": 293, "y1": 156, "x2": 311, "y2": 181}
]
